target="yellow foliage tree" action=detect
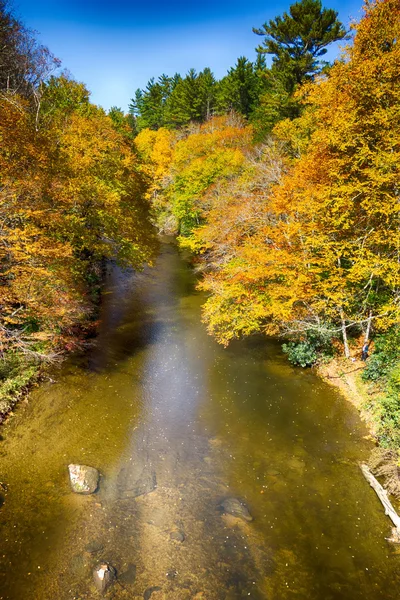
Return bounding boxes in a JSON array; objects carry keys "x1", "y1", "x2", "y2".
[{"x1": 186, "y1": 0, "x2": 400, "y2": 355}]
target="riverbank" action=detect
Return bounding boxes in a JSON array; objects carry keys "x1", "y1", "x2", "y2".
[
  {"x1": 0, "y1": 357, "x2": 41, "y2": 425},
  {"x1": 2, "y1": 239, "x2": 397, "y2": 600},
  {"x1": 0, "y1": 324, "x2": 97, "y2": 426},
  {"x1": 317, "y1": 357, "x2": 377, "y2": 441}
]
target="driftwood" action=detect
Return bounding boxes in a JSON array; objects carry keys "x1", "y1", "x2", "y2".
[{"x1": 360, "y1": 463, "x2": 400, "y2": 542}]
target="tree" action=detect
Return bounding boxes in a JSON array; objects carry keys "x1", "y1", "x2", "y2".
[
  {"x1": 129, "y1": 74, "x2": 179, "y2": 131},
  {"x1": 168, "y1": 0, "x2": 400, "y2": 357},
  {"x1": 253, "y1": 0, "x2": 346, "y2": 86},
  {"x1": 252, "y1": 0, "x2": 346, "y2": 136},
  {"x1": 108, "y1": 106, "x2": 136, "y2": 139},
  {"x1": 216, "y1": 57, "x2": 262, "y2": 119},
  {"x1": 135, "y1": 127, "x2": 177, "y2": 232},
  {"x1": 164, "y1": 68, "x2": 217, "y2": 128},
  {"x1": 170, "y1": 115, "x2": 252, "y2": 236}
]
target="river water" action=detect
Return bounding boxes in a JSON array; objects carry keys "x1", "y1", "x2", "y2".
[{"x1": 0, "y1": 239, "x2": 400, "y2": 600}]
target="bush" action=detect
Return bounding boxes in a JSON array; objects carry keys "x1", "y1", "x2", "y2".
[
  {"x1": 362, "y1": 327, "x2": 400, "y2": 382},
  {"x1": 282, "y1": 340, "x2": 318, "y2": 367},
  {"x1": 282, "y1": 328, "x2": 334, "y2": 367},
  {"x1": 361, "y1": 328, "x2": 400, "y2": 450}
]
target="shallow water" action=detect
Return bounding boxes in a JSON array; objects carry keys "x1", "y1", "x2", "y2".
[{"x1": 0, "y1": 239, "x2": 400, "y2": 600}]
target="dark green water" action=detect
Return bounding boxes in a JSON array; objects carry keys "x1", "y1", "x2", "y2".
[{"x1": 0, "y1": 239, "x2": 399, "y2": 599}]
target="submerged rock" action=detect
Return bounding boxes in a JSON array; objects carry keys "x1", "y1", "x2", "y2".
[
  {"x1": 123, "y1": 470, "x2": 157, "y2": 498},
  {"x1": 85, "y1": 540, "x2": 104, "y2": 554},
  {"x1": 144, "y1": 586, "x2": 162, "y2": 600},
  {"x1": 170, "y1": 529, "x2": 185, "y2": 543},
  {"x1": 68, "y1": 464, "x2": 99, "y2": 495},
  {"x1": 119, "y1": 563, "x2": 136, "y2": 585},
  {"x1": 93, "y1": 562, "x2": 116, "y2": 593},
  {"x1": 166, "y1": 569, "x2": 178, "y2": 580},
  {"x1": 220, "y1": 498, "x2": 253, "y2": 522}
]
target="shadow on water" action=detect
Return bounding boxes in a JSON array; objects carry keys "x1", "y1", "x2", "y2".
[
  {"x1": 1, "y1": 238, "x2": 400, "y2": 599},
  {"x1": 86, "y1": 240, "x2": 198, "y2": 375}
]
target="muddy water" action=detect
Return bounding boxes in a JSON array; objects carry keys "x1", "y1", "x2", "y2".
[{"x1": 1, "y1": 239, "x2": 400, "y2": 600}]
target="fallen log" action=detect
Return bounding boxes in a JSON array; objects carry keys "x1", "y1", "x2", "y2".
[{"x1": 360, "y1": 462, "x2": 400, "y2": 542}]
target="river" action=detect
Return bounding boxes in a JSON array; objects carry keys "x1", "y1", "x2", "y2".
[{"x1": 0, "y1": 239, "x2": 399, "y2": 599}]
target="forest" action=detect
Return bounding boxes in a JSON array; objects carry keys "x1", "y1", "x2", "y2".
[{"x1": 1, "y1": 0, "x2": 399, "y2": 447}]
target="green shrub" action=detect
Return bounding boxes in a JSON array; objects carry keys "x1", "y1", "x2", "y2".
[
  {"x1": 361, "y1": 329, "x2": 400, "y2": 450},
  {"x1": 362, "y1": 327, "x2": 400, "y2": 382},
  {"x1": 282, "y1": 328, "x2": 334, "y2": 367},
  {"x1": 282, "y1": 340, "x2": 318, "y2": 367}
]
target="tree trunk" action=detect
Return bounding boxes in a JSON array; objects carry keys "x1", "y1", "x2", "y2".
[
  {"x1": 340, "y1": 308, "x2": 350, "y2": 358},
  {"x1": 360, "y1": 463, "x2": 400, "y2": 542},
  {"x1": 365, "y1": 310, "x2": 373, "y2": 343}
]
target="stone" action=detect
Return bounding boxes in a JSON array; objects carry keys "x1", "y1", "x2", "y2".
[
  {"x1": 70, "y1": 554, "x2": 87, "y2": 577},
  {"x1": 220, "y1": 498, "x2": 253, "y2": 522},
  {"x1": 119, "y1": 563, "x2": 136, "y2": 585},
  {"x1": 68, "y1": 464, "x2": 99, "y2": 495},
  {"x1": 123, "y1": 470, "x2": 157, "y2": 499},
  {"x1": 93, "y1": 562, "x2": 116, "y2": 593},
  {"x1": 166, "y1": 569, "x2": 178, "y2": 580},
  {"x1": 143, "y1": 586, "x2": 162, "y2": 600},
  {"x1": 85, "y1": 540, "x2": 104, "y2": 554},
  {"x1": 170, "y1": 529, "x2": 185, "y2": 543}
]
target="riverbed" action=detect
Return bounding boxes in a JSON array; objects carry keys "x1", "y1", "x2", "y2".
[{"x1": 0, "y1": 239, "x2": 399, "y2": 599}]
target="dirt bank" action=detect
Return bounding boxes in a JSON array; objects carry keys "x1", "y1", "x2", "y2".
[{"x1": 317, "y1": 357, "x2": 377, "y2": 441}]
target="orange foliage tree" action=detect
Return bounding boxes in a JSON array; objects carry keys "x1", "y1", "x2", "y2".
[
  {"x1": 0, "y1": 77, "x2": 155, "y2": 360},
  {"x1": 185, "y1": 0, "x2": 400, "y2": 355}
]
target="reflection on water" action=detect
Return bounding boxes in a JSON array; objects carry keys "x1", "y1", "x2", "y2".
[{"x1": 0, "y1": 239, "x2": 400, "y2": 599}]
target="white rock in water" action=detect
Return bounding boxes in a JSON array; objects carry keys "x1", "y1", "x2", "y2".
[
  {"x1": 93, "y1": 562, "x2": 116, "y2": 593},
  {"x1": 68, "y1": 464, "x2": 99, "y2": 494}
]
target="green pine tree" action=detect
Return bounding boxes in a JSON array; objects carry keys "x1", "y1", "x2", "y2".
[
  {"x1": 129, "y1": 74, "x2": 178, "y2": 131},
  {"x1": 165, "y1": 68, "x2": 216, "y2": 127},
  {"x1": 216, "y1": 57, "x2": 264, "y2": 119},
  {"x1": 252, "y1": 0, "x2": 346, "y2": 138}
]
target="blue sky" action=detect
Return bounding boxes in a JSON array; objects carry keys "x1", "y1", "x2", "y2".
[{"x1": 15, "y1": 0, "x2": 364, "y2": 112}]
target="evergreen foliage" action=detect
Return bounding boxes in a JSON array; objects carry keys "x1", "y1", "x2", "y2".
[
  {"x1": 252, "y1": 0, "x2": 346, "y2": 136},
  {"x1": 165, "y1": 68, "x2": 217, "y2": 127},
  {"x1": 215, "y1": 57, "x2": 264, "y2": 118},
  {"x1": 130, "y1": 0, "x2": 345, "y2": 138},
  {"x1": 253, "y1": 0, "x2": 346, "y2": 85}
]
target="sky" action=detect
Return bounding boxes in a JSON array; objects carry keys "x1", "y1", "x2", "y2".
[{"x1": 14, "y1": 0, "x2": 364, "y2": 112}]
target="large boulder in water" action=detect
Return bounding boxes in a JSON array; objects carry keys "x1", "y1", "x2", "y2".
[
  {"x1": 93, "y1": 562, "x2": 116, "y2": 593},
  {"x1": 68, "y1": 464, "x2": 99, "y2": 495},
  {"x1": 220, "y1": 497, "x2": 253, "y2": 522}
]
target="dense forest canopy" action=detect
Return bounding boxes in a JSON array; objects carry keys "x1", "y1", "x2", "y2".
[
  {"x1": 134, "y1": 0, "x2": 399, "y2": 359},
  {"x1": 0, "y1": 0, "x2": 155, "y2": 393}
]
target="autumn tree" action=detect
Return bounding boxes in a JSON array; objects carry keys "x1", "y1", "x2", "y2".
[
  {"x1": 173, "y1": 0, "x2": 399, "y2": 358},
  {"x1": 169, "y1": 115, "x2": 252, "y2": 236},
  {"x1": 0, "y1": 0, "x2": 60, "y2": 100},
  {"x1": 0, "y1": 29, "x2": 155, "y2": 369},
  {"x1": 135, "y1": 127, "x2": 177, "y2": 232}
]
